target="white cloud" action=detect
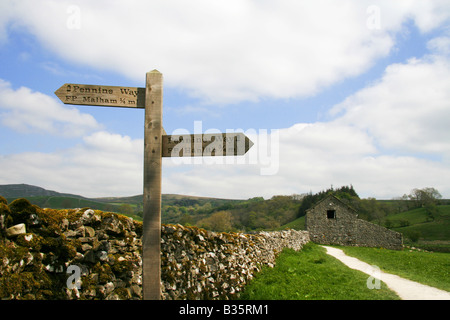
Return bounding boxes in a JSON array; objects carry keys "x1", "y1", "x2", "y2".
[
  {"x1": 159, "y1": 121, "x2": 450, "y2": 199},
  {"x1": 403, "y1": 0, "x2": 450, "y2": 32},
  {"x1": 1, "y1": 1, "x2": 450, "y2": 200},
  {"x1": 2, "y1": 112, "x2": 450, "y2": 199},
  {"x1": 427, "y1": 35, "x2": 450, "y2": 56},
  {"x1": 0, "y1": 79, "x2": 101, "y2": 137},
  {"x1": 0, "y1": 131, "x2": 143, "y2": 197},
  {"x1": 330, "y1": 55, "x2": 450, "y2": 156},
  {"x1": 3, "y1": 0, "x2": 449, "y2": 104},
  {"x1": 273, "y1": 52, "x2": 450, "y2": 198},
  {"x1": 160, "y1": 49, "x2": 450, "y2": 200}
]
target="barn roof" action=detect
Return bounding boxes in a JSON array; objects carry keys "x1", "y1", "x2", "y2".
[{"x1": 306, "y1": 194, "x2": 357, "y2": 213}]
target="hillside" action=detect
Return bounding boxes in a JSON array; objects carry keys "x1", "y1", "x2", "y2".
[
  {"x1": 2, "y1": 184, "x2": 449, "y2": 251},
  {"x1": 0, "y1": 184, "x2": 302, "y2": 232},
  {"x1": 389, "y1": 205, "x2": 450, "y2": 252},
  {"x1": 0, "y1": 184, "x2": 251, "y2": 224},
  {"x1": 0, "y1": 184, "x2": 84, "y2": 199}
]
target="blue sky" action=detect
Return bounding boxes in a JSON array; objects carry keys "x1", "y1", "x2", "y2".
[{"x1": 1, "y1": 1, "x2": 450, "y2": 199}]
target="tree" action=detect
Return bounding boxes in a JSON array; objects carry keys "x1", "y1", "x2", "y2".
[
  {"x1": 422, "y1": 187, "x2": 442, "y2": 203},
  {"x1": 408, "y1": 187, "x2": 442, "y2": 208},
  {"x1": 424, "y1": 203, "x2": 439, "y2": 221},
  {"x1": 180, "y1": 213, "x2": 193, "y2": 226},
  {"x1": 392, "y1": 194, "x2": 413, "y2": 212},
  {"x1": 296, "y1": 185, "x2": 360, "y2": 218},
  {"x1": 366, "y1": 198, "x2": 384, "y2": 223},
  {"x1": 296, "y1": 192, "x2": 315, "y2": 218},
  {"x1": 406, "y1": 230, "x2": 421, "y2": 243},
  {"x1": 198, "y1": 211, "x2": 234, "y2": 232}
]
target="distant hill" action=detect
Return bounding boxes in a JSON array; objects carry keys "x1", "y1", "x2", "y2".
[
  {"x1": 0, "y1": 184, "x2": 234, "y2": 203},
  {"x1": 0, "y1": 184, "x2": 300, "y2": 231},
  {"x1": 1, "y1": 183, "x2": 449, "y2": 251},
  {"x1": 0, "y1": 183, "x2": 247, "y2": 223},
  {"x1": 0, "y1": 184, "x2": 84, "y2": 199}
]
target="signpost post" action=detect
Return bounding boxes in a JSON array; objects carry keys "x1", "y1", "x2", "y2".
[
  {"x1": 55, "y1": 70, "x2": 254, "y2": 300},
  {"x1": 142, "y1": 70, "x2": 163, "y2": 300}
]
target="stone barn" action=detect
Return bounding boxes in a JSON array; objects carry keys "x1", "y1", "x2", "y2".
[{"x1": 305, "y1": 195, "x2": 402, "y2": 250}]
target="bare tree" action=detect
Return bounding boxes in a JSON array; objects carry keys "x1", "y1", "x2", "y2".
[{"x1": 409, "y1": 187, "x2": 442, "y2": 207}]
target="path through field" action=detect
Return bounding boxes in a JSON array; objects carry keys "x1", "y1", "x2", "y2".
[{"x1": 322, "y1": 246, "x2": 450, "y2": 300}]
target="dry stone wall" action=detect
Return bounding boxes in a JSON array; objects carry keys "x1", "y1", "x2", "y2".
[
  {"x1": 352, "y1": 219, "x2": 403, "y2": 250},
  {"x1": 0, "y1": 197, "x2": 309, "y2": 300},
  {"x1": 161, "y1": 225, "x2": 309, "y2": 300}
]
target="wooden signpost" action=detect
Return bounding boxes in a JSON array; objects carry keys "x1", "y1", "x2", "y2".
[{"x1": 55, "y1": 70, "x2": 254, "y2": 300}]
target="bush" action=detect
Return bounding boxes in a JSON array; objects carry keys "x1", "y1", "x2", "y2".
[
  {"x1": 398, "y1": 219, "x2": 410, "y2": 227},
  {"x1": 407, "y1": 230, "x2": 421, "y2": 243},
  {"x1": 0, "y1": 202, "x2": 13, "y2": 234},
  {"x1": 384, "y1": 219, "x2": 392, "y2": 228},
  {"x1": 8, "y1": 198, "x2": 41, "y2": 228}
]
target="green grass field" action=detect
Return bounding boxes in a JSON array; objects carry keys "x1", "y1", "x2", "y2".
[
  {"x1": 391, "y1": 205, "x2": 450, "y2": 252},
  {"x1": 240, "y1": 243, "x2": 400, "y2": 300},
  {"x1": 277, "y1": 215, "x2": 305, "y2": 230},
  {"x1": 340, "y1": 246, "x2": 450, "y2": 292},
  {"x1": 240, "y1": 242, "x2": 450, "y2": 300}
]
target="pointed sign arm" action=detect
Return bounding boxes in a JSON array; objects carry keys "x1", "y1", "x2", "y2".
[
  {"x1": 54, "y1": 83, "x2": 146, "y2": 108},
  {"x1": 161, "y1": 132, "x2": 254, "y2": 157}
]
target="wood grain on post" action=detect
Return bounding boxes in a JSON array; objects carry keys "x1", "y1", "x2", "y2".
[{"x1": 143, "y1": 70, "x2": 163, "y2": 300}]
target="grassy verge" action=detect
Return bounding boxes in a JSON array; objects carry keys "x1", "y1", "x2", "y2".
[
  {"x1": 240, "y1": 243, "x2": 400, "y2": 300},
  {"x1": 277, "y1": 216, "x2": 305, "y2": 230},
  {"x1": 340, "y1": 246, "x2": 450, "y2": 292}
]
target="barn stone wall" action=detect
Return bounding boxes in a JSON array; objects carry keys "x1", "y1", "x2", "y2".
[{"x1": 306, "y1": 196, "x2": 402, "y2": 250}]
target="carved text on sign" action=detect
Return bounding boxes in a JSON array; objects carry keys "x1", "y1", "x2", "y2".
[
  {"x1": 162, "y1": 133, "x2": 253, "y2": 157},
  {"x1": 55, "y1": 83, "x2": 145, "y2": 108}
]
